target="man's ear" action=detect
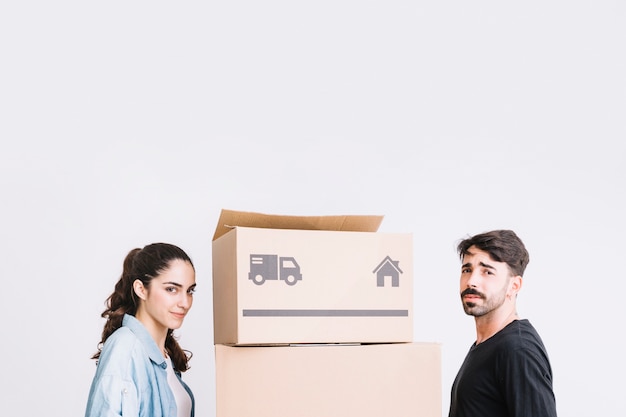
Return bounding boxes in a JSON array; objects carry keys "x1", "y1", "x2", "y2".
[
  {"x1": 133, "y1": 279, "x2": 147, "y2": 300},
  {"x1": 509, "y1": 275, "x2": 523, "y2": 298}
]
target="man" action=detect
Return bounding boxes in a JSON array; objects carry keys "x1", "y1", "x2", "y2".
[{"x1": 449, "y1": 230, "x2": 557, "y2": 417}]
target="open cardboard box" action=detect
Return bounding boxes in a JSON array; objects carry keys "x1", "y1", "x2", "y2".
[{"x1": 212, "y1": 209, "x2": 414, "y2": 345}]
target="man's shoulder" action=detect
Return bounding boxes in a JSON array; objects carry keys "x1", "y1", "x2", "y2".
[
  {"x1": 501, "y1": 319, "x2": 540, "y2": 338},
  {"x1": 496, "y1": 319, "x2": 547, "y2": 355}
]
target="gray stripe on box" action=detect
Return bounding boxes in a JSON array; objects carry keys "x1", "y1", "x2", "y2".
[{"x1": 242, "y1": 309, "x2": 409, "y2": 317}]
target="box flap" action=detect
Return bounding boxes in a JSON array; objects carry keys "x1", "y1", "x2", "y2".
[{"x1": 213, "y1": 209, "x2": 384, "y2": 241}]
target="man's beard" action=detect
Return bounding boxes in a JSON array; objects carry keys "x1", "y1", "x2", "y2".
[{"x1": 461, "y1": 287, "x2": 507, "y2": 317}]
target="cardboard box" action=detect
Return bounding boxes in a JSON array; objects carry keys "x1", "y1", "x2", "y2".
[
  {"x1": 215, "y1": 342, "x2": 441, "y2": 417},
  {"x1": 212, "y1": 209, "x2": 414, "y2": 345}
]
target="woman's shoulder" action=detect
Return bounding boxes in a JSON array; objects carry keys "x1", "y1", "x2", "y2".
[
  {"x1": 96, "y1": 327, "x2": 150, "y2": 375},
  {"x1": 100, "y1": 327, "x2": 142, "y2": 361},
  {"x1": 106, "y1": 326, "x2": 138, "y2": 346}
]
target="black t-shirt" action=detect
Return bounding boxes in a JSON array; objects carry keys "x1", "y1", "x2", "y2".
[{"x1": 449, "y1": 319, "x2": 557, "y2": 417}]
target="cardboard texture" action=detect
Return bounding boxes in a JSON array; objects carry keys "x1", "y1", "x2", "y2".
[
  {"x1": 215, "y1": 342, "x2": 442, "y2": 417},
  {"x1": 212, "y1": 209, "x2": 385, "y2": 241},
  {"x1": 212, "y1": 209, "x2": 413, "y2": 345}
]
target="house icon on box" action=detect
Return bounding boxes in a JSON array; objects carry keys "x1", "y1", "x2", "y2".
[{"x1": 372, "y1": 256, "x2": 403, "y2": 287}]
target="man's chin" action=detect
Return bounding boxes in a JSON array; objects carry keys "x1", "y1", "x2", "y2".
[{"x1": 463, "y1": 303, "x2": 482, "y2": 316}]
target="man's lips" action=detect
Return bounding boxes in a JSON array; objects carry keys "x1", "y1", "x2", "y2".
[{"x1": 461, "y1": 289, "x2": 484, "y2": 301}]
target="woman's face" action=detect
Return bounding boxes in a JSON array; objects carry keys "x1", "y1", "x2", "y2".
[{"x1": 135, "y1": 259, "x2": 196, "y2": 337}]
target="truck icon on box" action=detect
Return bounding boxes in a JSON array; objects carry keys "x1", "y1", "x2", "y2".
[{"x1": 248, "y1": 254, "x2": 302, "y2": 286}]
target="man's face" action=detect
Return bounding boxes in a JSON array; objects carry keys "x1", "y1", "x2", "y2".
[{"x1": 459, "y1": 246, "x2": 515, "y2": 317}]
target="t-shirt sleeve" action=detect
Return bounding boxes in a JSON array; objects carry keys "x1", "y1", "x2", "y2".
[{"x1": 501, "y1": 346, "x2": 557, "y2": 417}]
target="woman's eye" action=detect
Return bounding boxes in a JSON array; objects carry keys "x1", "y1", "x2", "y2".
[
  {"x1": 188, "y1": 288, "x2": 196, "y2": 295},
  {"x1": 166, "y1": 287, "x2": 177, "y2": 293}
]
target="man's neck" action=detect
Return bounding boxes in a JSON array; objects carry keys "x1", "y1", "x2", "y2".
[{"x1": 474, "y1": 307, "x2": 519, "y2": 344}]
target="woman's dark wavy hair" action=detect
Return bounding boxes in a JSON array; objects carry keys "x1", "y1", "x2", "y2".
[
  {"x1": 457, "y1": 229, "x2": 530, "y2": 277},
  {"x1": 91, "y1": 242, "x2": 195, "y2": 373}
]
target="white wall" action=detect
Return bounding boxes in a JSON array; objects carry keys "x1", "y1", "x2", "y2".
[{"x1": 1, "y1": 2, "x2": 624, "y2": 417}]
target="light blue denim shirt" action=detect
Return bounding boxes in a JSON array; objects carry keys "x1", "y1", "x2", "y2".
[{"x1": 85, "y1": 314, "x2": 195, "y2": 417}]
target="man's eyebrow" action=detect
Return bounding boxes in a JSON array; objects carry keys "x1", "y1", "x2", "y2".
[
  {"x1": 479, "y1": 261, "x2": 496, "y2": 270},
  {"x1": 461, "y1": 261, "x2": 496, "y2": 270}
]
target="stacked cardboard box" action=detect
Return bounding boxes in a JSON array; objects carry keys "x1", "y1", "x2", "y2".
[{"x1": 212, "y1": 209, "x2": 441, "y2": 417}]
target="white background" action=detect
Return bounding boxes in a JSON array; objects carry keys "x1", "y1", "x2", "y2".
[{"x1": 1, "y1": 2, "x2": 624, "y2": 416}]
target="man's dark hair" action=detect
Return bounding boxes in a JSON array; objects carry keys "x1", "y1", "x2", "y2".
[{"x1": 457, "y1": 229, "x2": 530, "y2": 277}]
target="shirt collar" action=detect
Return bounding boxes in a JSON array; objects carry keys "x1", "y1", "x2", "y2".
[{"x1": 122, "y1": 313, "x2": 167, "y2": 367}]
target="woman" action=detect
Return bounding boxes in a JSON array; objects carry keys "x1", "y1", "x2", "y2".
[{"x1": 85, "y1": 243, "x2": 196, "y2": 417}]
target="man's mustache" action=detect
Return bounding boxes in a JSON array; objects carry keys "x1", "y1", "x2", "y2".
[{"x1": 461, "y1": 288, "x2": 485, "y2": 298}]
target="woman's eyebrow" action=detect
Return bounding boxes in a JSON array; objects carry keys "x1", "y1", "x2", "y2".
[{"x1": 162, "y1": 281, "x2": 183, "y2": 287}]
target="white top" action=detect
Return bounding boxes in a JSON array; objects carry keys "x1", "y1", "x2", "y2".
[{"x1": 166, "y1": 357, "x2": 192, "y2": 417}]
